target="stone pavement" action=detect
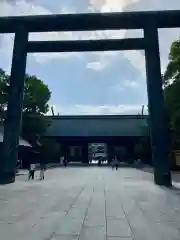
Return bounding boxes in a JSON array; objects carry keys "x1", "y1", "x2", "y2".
[
  {"x1": 141, "y1": 166, "x2": 180, "y2": 183},
  {"x1": 1, "y1": 167, "x2": 180, "y2": 240}
]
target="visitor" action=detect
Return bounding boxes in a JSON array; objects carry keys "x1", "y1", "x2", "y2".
[
  {"x1": 28, "y1": 163, "x2": 36, "y2": 180},
  {"x1": 60, "y1": 155, "x2": 64, "y2": 165},
  {"x1": 39, "y1": 162, "x2": 45, "y2": 180},
  {"x1": 16, "y1": 159, "x2": 21, "y2": 173},
  {"x1": 115, "y1": 156, "x2": 119, "y2": 170},
  {"x1": 63, "y1": 158, "x2": 68, "y2": 167},
  {"x1": 111, "y1": 156, "x2": 119, "y2": 170}
]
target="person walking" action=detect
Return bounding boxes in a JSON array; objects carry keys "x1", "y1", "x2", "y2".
[
  {"x1": 114, "y1": 156, "x2": 119, "y2": 170},
  {"x1": 39, "y1": 162, "x2": 45, "y2": 180},
  {"x1": 28, "y1": 163, "x2": 36, "y2": 180},
  {"x1": 63, "y1": 157, "x2": 68, "y2": 167},
  {"x1": 60, "y1": 156, "x2": 64, "y2": 165},
  {"x1": 111, "y1": 156, "x2": 119, "y2": 171},
  {"x1": 16, "y1": 159, "x2": 21, "y2": 173}
]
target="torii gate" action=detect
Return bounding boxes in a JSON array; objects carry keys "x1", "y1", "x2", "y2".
[{"x1": 1, "y1": 10, "x2": 180, "y2": 186}]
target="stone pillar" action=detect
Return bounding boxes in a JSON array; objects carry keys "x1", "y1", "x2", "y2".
[
  {"x1": 144, "y1": 26, "x2": 172, "y2": 186},
  {"x1": 0, "y1": 26, "x2": 28, "y2": 184}
]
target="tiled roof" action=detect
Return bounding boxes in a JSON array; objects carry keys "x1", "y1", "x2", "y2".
[{"x1": 45, "y1": 115, "x2": 148, "y2": 137}]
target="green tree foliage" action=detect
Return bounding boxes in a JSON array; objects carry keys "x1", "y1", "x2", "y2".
[
  {"x1": 40, "y1": 138, "x2": 60, "y2": 162},
  {"x1": 23, "y1": 75, "x2": 50, "y2": 114},
  {"x1": 0, "y1": 69, "x2": 9, "y2": 122},
  {"x1": 164, "y1": 39, "x2": 180, "y2": 86},
  {"x1": 164, "y1": 81, "x2": 180, "y2": 117},
  {"x1": 0, "y1": 68, "x2": 51, "y2": 143},
  {"x1": 22, "y1": 113, "x2": 51, "y2": 142},
  {"x1": 163, "y1": 39, "x2": 180, "y2": 148}
]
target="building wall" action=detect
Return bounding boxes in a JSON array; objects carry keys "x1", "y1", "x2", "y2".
[{"x1": 45, "y1": 115, "x2": 148, "y2": 137}]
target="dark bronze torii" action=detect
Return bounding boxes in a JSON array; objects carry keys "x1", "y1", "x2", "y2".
[
  {"x1": 1, "y1": 10, "x2": 179, "y2": 186},
  {"x1": 0, "y1": 10, "x2": 180, "y2": 32}
]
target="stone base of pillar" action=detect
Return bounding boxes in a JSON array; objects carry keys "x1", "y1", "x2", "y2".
[
  {"x1": 154, "y1": 170, "x2": 172, "y2": 187},
  {"x1": 0, "y1": 172, "x2": 15, "y2": 184}
]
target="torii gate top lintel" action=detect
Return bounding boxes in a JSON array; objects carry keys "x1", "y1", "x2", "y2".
[{"x1": 0, "y1": 10, "x2": 180, "y2": 33}]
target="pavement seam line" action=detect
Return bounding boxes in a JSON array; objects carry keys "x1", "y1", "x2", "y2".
[
  {"x1": 46, "y1": 186, "x2": 85, "y2": 240},
  {"x1": 78, "y1": 186, "x2": 95, "y2": 240},
  {"x1": 119, "y1": 198, "x2": 136, "y2": 240},
  {"x1": 104, "y1": 184, "x2": 108, "y2": 240}
]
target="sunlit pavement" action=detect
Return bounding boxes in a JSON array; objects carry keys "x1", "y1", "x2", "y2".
[{"x1": 0, "y1": 167, "x2": 180, "y2": 240}]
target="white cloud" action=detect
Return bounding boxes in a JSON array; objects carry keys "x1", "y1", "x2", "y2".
[
  {"x1": 123, "y1": 50, "x2": 146, "y2": 77},
  {"x1": 49, "y1": 103, "x2": 148, "y2": 115},
  {"x1": 0, "y1": 1, "x2": 82, "y2": 64},
  {"x1": 89, "y1": 0, "x2": 138, "y2": 12},
  {"x1": 32, "y1": 52, "x2": 81, "y2": 64},
  {"x1": 0, "y1": 1, "x2": 137, "y2": 65},
  {"x1": 89, "y1": 0, "x2": 180, "y2": 13},
  {"x1": 88, "y1": 0, "x2": 180, "y2": 75},
  {"x1": 0, "y1": 0, "x2": 50, "y2": 17},
  {"x1": 87, "y1": 60, "x2": 108, "y2": 71},
  {"x1": 124, "y1": 0, "x2": 180, "y2": 74},
  {"x1": 110, "y1": 82, "x2": 125, "y2": 92},
  {"x1": 110, "y1": 79, "x2": 140, "y2": 95},
  {"x1": 123, "y1": 79, "x2": 138, "y2": 88},
  {"x1": 124, "y1": 0, "x2": 180, "y2": 12},
  {"x1": 86, "y1": 29, "x2": 143, "y2": 70}
]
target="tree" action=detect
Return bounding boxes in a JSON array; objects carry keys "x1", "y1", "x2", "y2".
[
  {"x1": 164, "y1": 80, "x2": 180, "y2": 118},
  {"x1": 21, "y1": 75, "x2": 51, "y2": 142},
  {"x1": 0, "y1": 68, "x2": 51, "y2": 143},
  {"x1": 0, "y1": 69, "x2": 9, "y2": 123},
  {"x1": 23, "y1": 75, "x2": 51, "y2": 114},
  {"x1": 40, "y1": 138, "x2": 60, "y2": 162},
  {"x1": 163, "y1": 39, "x2": 180, "y2": 86},
  {"x1": 21, "y1": 113, "x2": 51, "y2": 142},
  {"x1": 163, "y1": 39, "x2": 180, "y2": 148}
]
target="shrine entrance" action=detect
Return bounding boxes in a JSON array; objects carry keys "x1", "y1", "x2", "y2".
[
  {"x1": 88, "y1": 143, "x2": 108, "y2": 164},
  {"x1": 1, "y1": 10, "x2": 179, "y2": 186}
]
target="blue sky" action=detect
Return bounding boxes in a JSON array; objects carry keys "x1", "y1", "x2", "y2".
[{"x1": 0, "y1": 0, "x2": 180, "y2": 115}]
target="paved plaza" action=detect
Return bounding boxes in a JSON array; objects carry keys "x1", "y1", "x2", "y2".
[{"x1": 1, "y1": 167, "x2": 180, "y2": 240}]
